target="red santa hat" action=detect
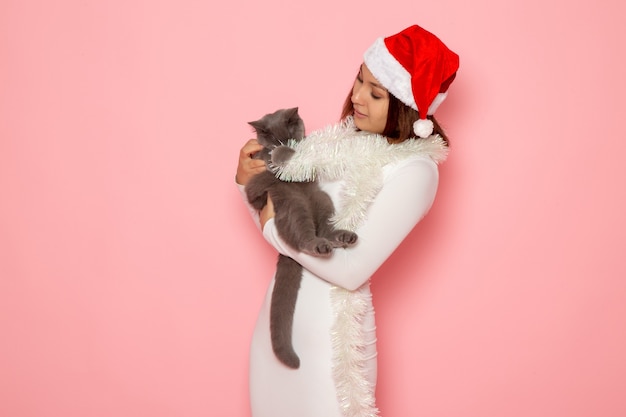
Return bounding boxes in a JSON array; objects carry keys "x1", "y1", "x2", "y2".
[{"x1": 363, "y1": 24, "x2": 459, "y2": 138}]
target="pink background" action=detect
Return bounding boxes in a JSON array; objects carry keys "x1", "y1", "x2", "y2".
[{"x1": 2, "y1": 0, "x2": 625, "y2": 416}]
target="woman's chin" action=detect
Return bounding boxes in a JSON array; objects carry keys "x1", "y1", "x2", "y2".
[
  {"x1": 353, "y1": 117, "x2": 367, "y2": 131},
  {"x1": 353, "y1": 119, "x2": 384, "y2": 135}
]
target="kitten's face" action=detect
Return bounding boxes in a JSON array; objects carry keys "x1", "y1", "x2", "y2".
[{"x1": 249, "y1": 108, "x2": 305, "y2": 149}]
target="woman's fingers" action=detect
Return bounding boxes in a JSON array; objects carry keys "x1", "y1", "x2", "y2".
[
  {"x1": 240, "y1": 139, "x2": 264, "y2": 158},
  {"x1": 236, "y1": 139, "x2": 267, "y2": 185}
]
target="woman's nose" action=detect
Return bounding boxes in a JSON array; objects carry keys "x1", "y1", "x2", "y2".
[{"x1": 351, "y1": 86, "x2": 363, "y2": 105}]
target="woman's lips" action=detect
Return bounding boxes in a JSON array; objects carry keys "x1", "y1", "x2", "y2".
[{"x1": 353, "y1": 108, "x2": 366, "y2": 118}]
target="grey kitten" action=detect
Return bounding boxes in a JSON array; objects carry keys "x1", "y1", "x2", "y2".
[{"x1": 245, "y1": 107, "x2": 358, "y2": 369}]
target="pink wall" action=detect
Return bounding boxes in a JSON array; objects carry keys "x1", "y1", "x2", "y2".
[{"x1": 2, "y1": 0, "x2": 625, "y2": 416}]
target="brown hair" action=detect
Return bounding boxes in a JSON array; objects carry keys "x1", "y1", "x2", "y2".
[{"x1": 341, "y1": 86, "x2": 449, "y2": 145}]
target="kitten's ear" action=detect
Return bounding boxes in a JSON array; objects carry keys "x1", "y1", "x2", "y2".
[
  {"x1": 248, "y1": 120, "x2": 263, "y2": 133},
  {"x1": 285, "y1": 107, "x2": 299, "y2": 118}
]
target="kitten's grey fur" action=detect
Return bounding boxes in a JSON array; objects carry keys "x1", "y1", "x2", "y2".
[{"x1": 245, "y1": 108, "x2": 358, "y2": 369}]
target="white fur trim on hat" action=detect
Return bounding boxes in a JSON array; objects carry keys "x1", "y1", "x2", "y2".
[
  {"x1": 364, "y1": 37, "x2": 448, "y2": 117},
  {"x1": 364, "y1": 38, "x2": 416, "y2": 110},
  {"x1": 427, "y1": 91, "x2": 447, "y2": 115}
]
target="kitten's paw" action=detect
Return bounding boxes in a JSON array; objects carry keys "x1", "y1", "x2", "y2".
[
  {"x1": 302, "y1": 238, "x2": 334, "y2": 257},
  {"x1": 315, "y1": 239, "x2": 334, "y2": 256},
  {"x1": 331, "y1": 230, "x2": 358, "y2": 247},
  {"x1": 271, "y1": 146, "x2": 295, "y2": 166}
]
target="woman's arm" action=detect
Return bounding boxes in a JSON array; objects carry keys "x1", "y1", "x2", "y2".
[
  {"x1": 236, "y1": 139, "x2": 272, "y2": 230},
  {"x1": 262, "y1": 157, "x2": 440, "y2": 290}
]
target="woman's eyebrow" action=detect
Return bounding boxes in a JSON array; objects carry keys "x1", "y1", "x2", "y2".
[
  {"x1": 370, "y1": 81, "x2": 388, "y2": 94},
  {"x1": 371, "y1": 82, "x2": 387, "y2": 91},
  {"x1": 360, "y1": 65, "x2": 387, "y2": 91}
]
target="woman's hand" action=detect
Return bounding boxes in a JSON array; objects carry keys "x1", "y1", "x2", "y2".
[
  {"x1": 236, "y1": 139, "x2": 275, "y2": 227},
  {"x1": 236, "y1": 139, "x2": 266, "y2": 185},
  {"x1": 259, "y1": 195, "x2": 275, "y2": 229}
]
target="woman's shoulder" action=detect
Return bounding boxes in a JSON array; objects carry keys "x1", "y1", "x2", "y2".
[
  {"x1": 383, "y1": 152, "x2": 438, "y2": 169},
  {"x1": 382, "y1": 153, "x2": 439, "y2": 183}
]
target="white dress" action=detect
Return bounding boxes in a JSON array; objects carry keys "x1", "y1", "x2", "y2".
[{"x1": 240, "y1": 153, "x2": 441, "y2": 417}]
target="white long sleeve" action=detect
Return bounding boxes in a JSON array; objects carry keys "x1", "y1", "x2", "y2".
[
  {"x1": 237, "y1": 184, "x2": 262, "y2": 231},
  {"x1": 258, "y1": 156, "x2": 439, "y2": 291}
]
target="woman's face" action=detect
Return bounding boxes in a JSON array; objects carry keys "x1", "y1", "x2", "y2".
[{"x1": 351, "y1": 64, "x2": 390, "y2": 134}]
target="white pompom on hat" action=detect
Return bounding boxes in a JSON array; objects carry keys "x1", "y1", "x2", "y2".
[{"x1": 363, "y1": 24, "x2": 459, "y2": 138}]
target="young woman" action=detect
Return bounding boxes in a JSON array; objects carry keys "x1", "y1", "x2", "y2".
[{"x1": 236, "y1": 25, "x2": 459, "y2": 417}]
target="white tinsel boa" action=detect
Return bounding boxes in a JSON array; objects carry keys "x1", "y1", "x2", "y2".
[
  {"x1": 273, "y1": 116, "x2": 448, "y2": 231},
  {"x1": 273, "y1": 117, "x2": 448, "y2": 417}
]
